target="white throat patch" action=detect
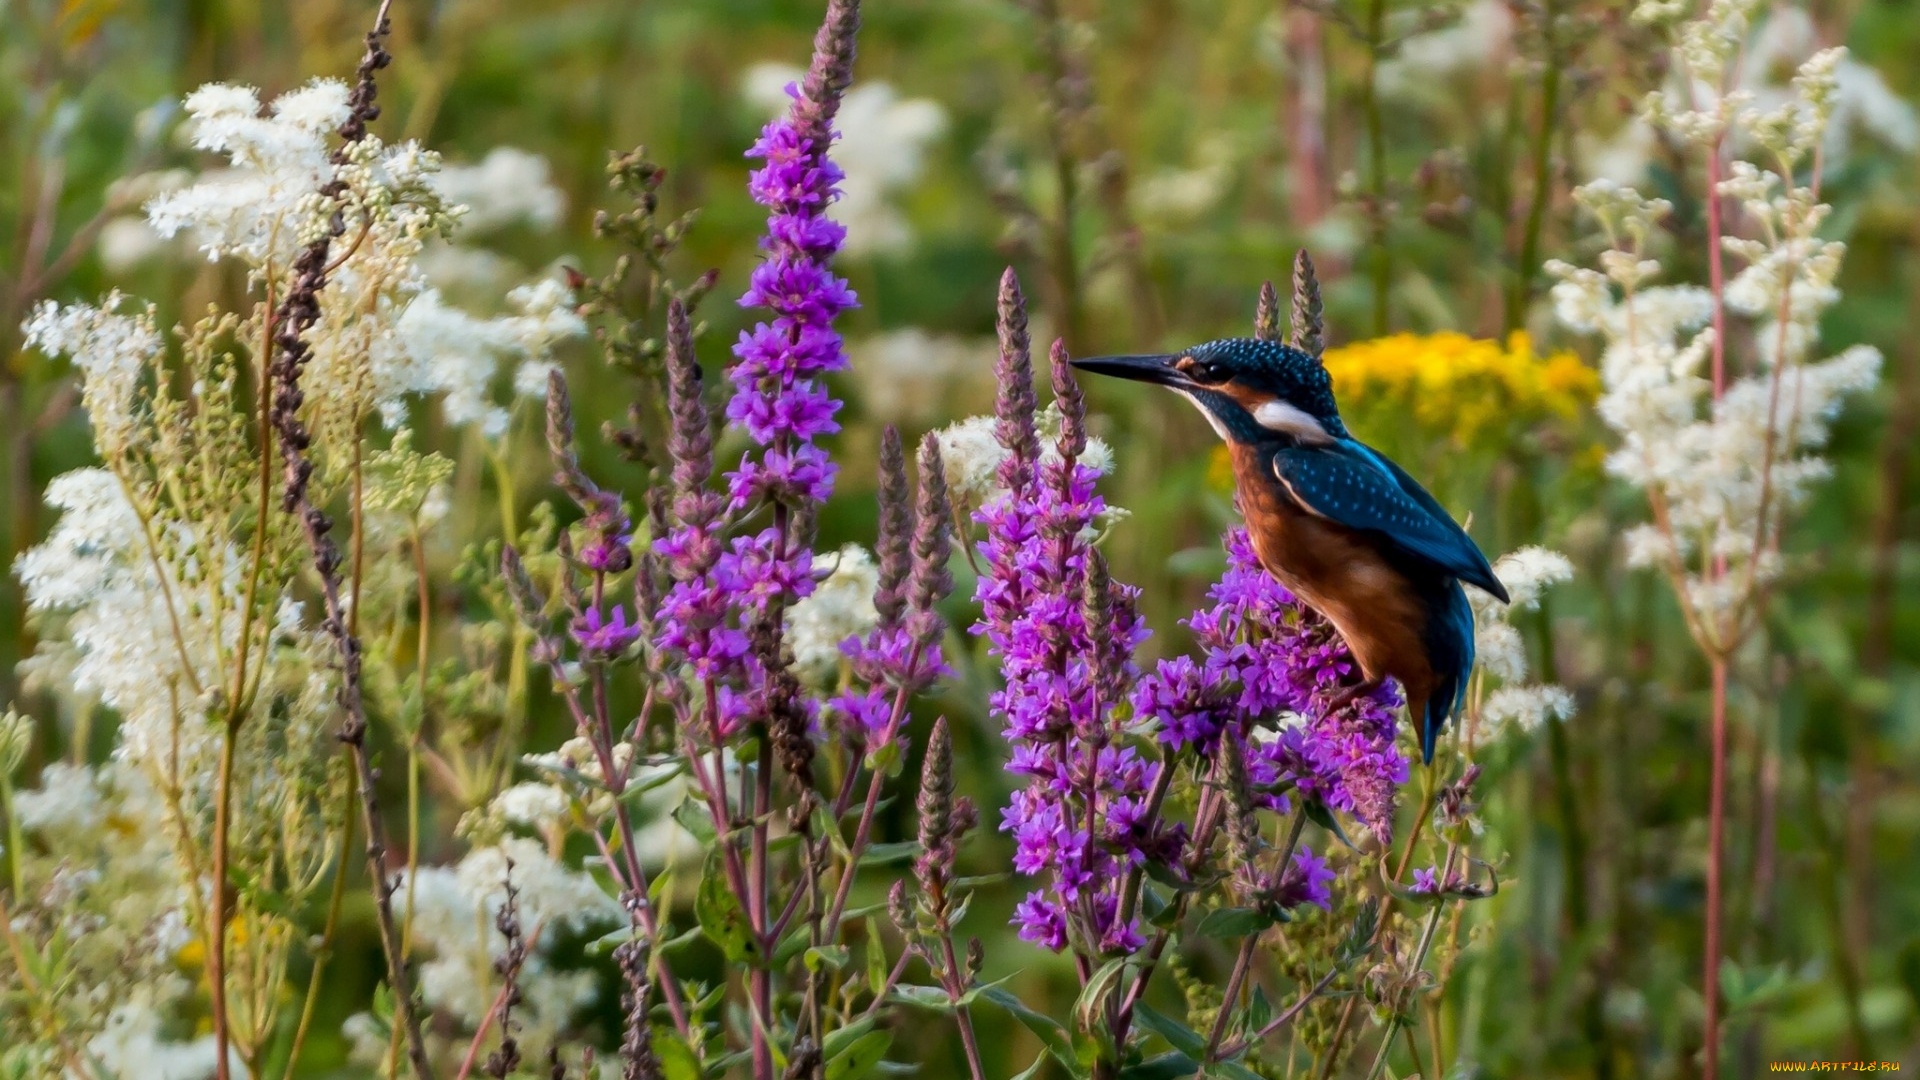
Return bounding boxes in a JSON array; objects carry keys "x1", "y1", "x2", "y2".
[
  {"x1": 1253, "y1": 399, "x2": 1334, "y2": 443},
  {"x1": 1175, "y1": 389, "x2": 1231, "y2": 441}
]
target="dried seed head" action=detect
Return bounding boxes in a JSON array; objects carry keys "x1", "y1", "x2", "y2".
[
  {"x1": 993, "y1": 268, "x2": 1038, "y2": 488},
  {"x1": 1255, "y1": 279, "x2": 1282, "y2": 343},
  {"x1": 873, "y1": 425, "x2": 913, "y2": 629},
  {"x1": 1290, "y1": 249, "x2": 1324, "y2": 357},
  {"x1": 1050, "y1": 339, "x2": 1086, "y2": 460},
  {"x1": 907, "y1": 434, "x2": 954, "y2": 644}
]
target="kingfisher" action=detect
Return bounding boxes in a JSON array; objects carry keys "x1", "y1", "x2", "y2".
[{"x1": 1072, "y1": 339, "x2": 1509, "y2": 762}]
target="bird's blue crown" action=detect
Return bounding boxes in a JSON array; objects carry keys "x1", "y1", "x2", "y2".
[{"x1": 1185, "y1": 338, "x2": 1349, "y2": 440}]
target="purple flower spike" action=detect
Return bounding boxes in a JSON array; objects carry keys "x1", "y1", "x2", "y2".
[
  {"x1": 977, "y1": 287, "x2": 1167, "y2": 957},
  {"x1": 727, "y1": 0, "x2": 861, "y2": 518}
]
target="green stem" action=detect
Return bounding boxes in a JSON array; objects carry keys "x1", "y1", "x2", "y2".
[
  {"x1": 1361, "y1": 0, "x2": 1390, "y2": 334},
  {"x1": 1509, "y1": 0, "x2": 1562, "y2": 333}
]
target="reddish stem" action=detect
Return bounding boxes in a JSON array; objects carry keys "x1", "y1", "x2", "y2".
[{"x1": 1704, "y1": 657, "x2": 1728, "y2": 1080}]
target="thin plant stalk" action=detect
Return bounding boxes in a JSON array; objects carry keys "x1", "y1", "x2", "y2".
[
  {"x1": 1360, "y1": 0, "x2": 1390, "y2": 334},
  {"x1": 278, "y1": 768, "x2": 357, "y2": 1080},
  {"x1": 1508, "y1": 0, "x2": 1562, "y2": 334}
]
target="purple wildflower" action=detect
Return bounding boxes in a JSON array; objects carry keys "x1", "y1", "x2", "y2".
[
  {"x1": 726, "y1": 0, "x2": 861, "y2": 515},
  {"x1": 1014, "y1": 890, "x2": 1068, "y2": 951},
  {"x1": 1280, "y1": 847, "x2": 1336, "y2": 911},
  {"x1": 1136, "y1": 526, "x2": 1409, "y2": 838},
  {"x1": 1410, "y1": 866, "x2": 1441, "y2": 895},
  {"x1": 653, "y1": 0, "x2": 861, "y2": 745},
  {"x1": 572, "y1": 606, "x2": 643, "y2": 656}
]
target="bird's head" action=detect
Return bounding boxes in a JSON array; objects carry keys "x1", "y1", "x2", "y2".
[{"x1": 1071, "y1": 338, "x2": 1348, "y2": 446}]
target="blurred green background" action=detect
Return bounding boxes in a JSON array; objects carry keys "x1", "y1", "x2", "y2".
[{"x1": 3, "y1": 0, "x2": 1917, "y2": 1076}]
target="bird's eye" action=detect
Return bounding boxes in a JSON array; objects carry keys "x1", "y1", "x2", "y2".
[{"x1": 1187, "y1": 359, "x2": 1227, "y2": 385}]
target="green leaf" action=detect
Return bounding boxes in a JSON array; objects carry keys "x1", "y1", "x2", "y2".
[
  {"x1": 825, "y1": 1030, "x2": 893, "y2": 1080},
  {"x1": 980, "y1": 986, "x2": 1088, "y2": 1079},
  {"x1": 822, "y1": 1016, "x2": 878, "y2": 1061},
  {"x1": 1120, "y1": 1052, "x2": 1200, "y2": 1080},
  {"x1": 866, "y1": 918, "x2": 889, "y2": 996},
  {"x1": 674, "y1": 796, "x2": 718, "y2": 846},
  {"x1": 1144, "y1": 856, "x2": 1200, "y2": 890},
  {"x1": 1194, "y1": 907, "x2": 1274, "y2": 940},
  {"x1": 1131, "y1": 1003, "x2": 1206, "y2": 1059},
  {"x1": 1336, "y1": 900, "x2": 1379, "y2": 966},
  {"x1": 1302, "y1": 800, "x2": 1358, "y2": 851},
  {"x1": 1010, "y1": 1055, "x2": 1051, "y2": 1080},
  {"x1": 953, "y1": 971, "x2": 1020, "y2": 1007},
  {"x1": 865, "y1": 739, "x2": 903, "y2": 776},
  {"x1": 859, "y1": 841, "x2": 922, "y2": 867},
  {"x1": 695, "y1": 848, "x2": 761, "y2": 966},
  {"x1": 773, "y1": 926, "x2": 813, "y2": 967},
  {"x1": 1075, "y1": 957, "x2": 1132, "y2": 1032},
  {"x1": 806, "y1": 945, "x2": 852, "y2": 972},
  {"x1": 888, "y1": 983, "x2": 956, "y2": 1013},
  {"x1": 1246, "y1": 986, "x2": 1273, "y2": 1034},
  {"x1": 656, "y1": 1032, "x2": 702, "y2": 1080}
]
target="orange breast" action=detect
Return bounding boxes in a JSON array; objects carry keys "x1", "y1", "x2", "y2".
[{"x1": 1228, "y1": 443, "x2": 1435, "y2": 708}]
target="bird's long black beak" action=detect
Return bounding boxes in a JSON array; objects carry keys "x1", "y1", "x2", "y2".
[{"x1": 1069, "y1": 354, "x2": 1183, "y2": 387}]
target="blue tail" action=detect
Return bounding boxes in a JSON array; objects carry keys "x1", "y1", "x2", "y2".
[{"x1": 1419, "y1": 578, "x2": 1477, "y2": 763}]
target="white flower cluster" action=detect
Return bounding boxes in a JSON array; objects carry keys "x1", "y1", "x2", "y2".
[
  {"x1": 146, "y1": 80, "x2": 360, "y2": 268},
  {"x1": 91, "y1": 80, "x2": 582, "y2": 438},
  {"x1": 1547, "y1": 24, "x2": 1881, "y2": 648},
  {"x1": 743, "y1": 63, "x2": 948, "y2": 255},
  {"x1": 1, "y1": 756, "x2": 210, "y2": 1074},
  {"x1": 934, "y1": 405, "x2": 1118, "y2": 506},
  {"x1": 20, "y1": 294, "x2": 160, "y2": 457},
  {"x1": 1470, "y1": 547, "x2": 1578, "y2": 739},
  {"x1": 14, "y1": 470, "x2": 323, "y2": 769},
  {"x1": 1584, "y1": 3, "x2": 1913, "y2": 185},
  {"x1": 851, "y1": 329, "x2": 997, "y2": 424},
  {"x1": 379, "y1": 838, "x2": 622, "y2": 1055},
  {"x1": 787, "y1": 544, "x2": 882, "y2": 680},
  {"x1": 432, "y1": 146, "x2": 567, "y2": 233}
]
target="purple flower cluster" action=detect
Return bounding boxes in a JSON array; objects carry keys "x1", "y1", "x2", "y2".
[
  {"x1": 975, "y1": 274, "x2": 1164, "y2": 955},
  {"x1": 1133, "y1": 528, "x2": 1408, "y2": 839},
  {"x1": 726, "y1": 16, "x2": 860, "y2": 512},
  {"x1": 652, "y1": 4, "x2": 861, "y2": 739}
]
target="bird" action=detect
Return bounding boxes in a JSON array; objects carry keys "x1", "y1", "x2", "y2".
[{"x1": 1071, "y1": 338, "x2": 1509, "y2": 762}]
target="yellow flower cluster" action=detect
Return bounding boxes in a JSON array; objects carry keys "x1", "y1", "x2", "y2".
[{"x1": 1322, "y1": 331, "x2": 1598, "y2": 450}]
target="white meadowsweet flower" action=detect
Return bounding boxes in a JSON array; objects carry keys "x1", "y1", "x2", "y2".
[
  {"x1": 851, "y1": 330, "x2": 994, "y2": 423},
  {"x1": 1377, "y1": 0, "x2": 1514, "y2": 99},
  {"x1": 1482, "y1": 685, "x2": 1577, "y2": 735},
  {"x1": 148, "y1": 80, "x2": 345, "y2": 267},
  {"x1": 433, "y1": 147, "x2": 567, "y2": 233},
  {"x1": 397, "y1": 837, "x2": 621, "y2": 1045},
  {"x1": 22, "y1": 295, "x2": 161, "y2": 455},
  {"x1": 787, "y1": 545, "x2": 881, "y2": 678},
  {"x1": 12, "y1": 762, "x2": 108, "y2": 838},
  {"x1": 491, "y1": 782, "x2": 571, "y2": 831},
  {"x1": 1492, "y1": 547, "x2": 1576, "y2": 611},
  {"x1": 1474, "y1": 620, "x2": 1529, "y2": 685},
  {"x1": 89, "y1": 994, "x2": 233, "y2": 1080},
  {"x1": 933, "y1": 415, "x2": 1006, "y2": 503}
]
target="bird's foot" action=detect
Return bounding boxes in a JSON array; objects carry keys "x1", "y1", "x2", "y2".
[{"x1": 1321, "y1": 676, "x2": 1384, "y2": 714}]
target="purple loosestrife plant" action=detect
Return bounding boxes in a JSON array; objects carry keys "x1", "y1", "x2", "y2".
[{"x1": 958, "y1": 263, "x2": 1500, "y2": 1080}]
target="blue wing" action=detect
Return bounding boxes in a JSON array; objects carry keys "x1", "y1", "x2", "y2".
[{"x1": 1270, "y1": 439, "x2": 1508, "y2": 602}]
